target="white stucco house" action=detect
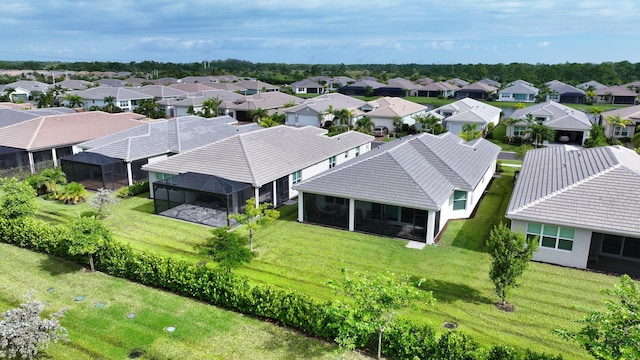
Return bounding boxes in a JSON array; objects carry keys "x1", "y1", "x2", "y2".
[
  {"x1": 430, "y1": 97, "x2": 501, "y2": 135},
  {"x1": 509, "y1": 101, "x2": 592, "y2": 145},
  {"x1": 294, "y1": 132, "x2": 500, "y2": 244},
  {"x1": 362, "y1": 97, "x2": 428, "y2": 131},
  {"x1": 507, "y1": 145, "x2": 640, "y2": 274}
]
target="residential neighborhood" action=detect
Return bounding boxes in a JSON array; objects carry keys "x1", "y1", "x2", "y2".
[{"x1": 1, "y1": 61, "x2": 640, "y2": 360}]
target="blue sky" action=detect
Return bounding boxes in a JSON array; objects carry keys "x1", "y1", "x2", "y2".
[{"x1": 2, "y1": 0, "x2": 639, "y2": 65}]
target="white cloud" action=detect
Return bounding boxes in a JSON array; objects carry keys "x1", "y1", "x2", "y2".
[{"x1": 537, "y1": 41, "x2": 550, "y2": 48}]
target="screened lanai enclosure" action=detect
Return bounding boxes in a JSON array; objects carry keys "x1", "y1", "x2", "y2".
[
  {"x1": 153, "y1": 172, "x2": 254, "y2": 227},
  {"x1": 0, "y1": 146, "x2": 71, "y2": 177},
  {"x1": 303, "y1": 193, "x2": 435, "y2": 242},
  {"x1": 61, "y1": 152, "x2": 147, "y2": 190}
]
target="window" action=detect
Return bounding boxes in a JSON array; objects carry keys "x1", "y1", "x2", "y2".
[
  {"x1": 452, "y1": 190, "x2": 467, "y2": 210},
  {"x1": 292, "y1": 170, "x2": 301, "y2": 185},
  {"x1": 614, "y1": 126, "x2": 629, "y2": 137},
  {"x1": 526, "y1": 222, "x2": 574, "y2": 251},
  {"x1": 355, "y1": 146, "x2": 360, "y2": 157},
  {"x1": 344, "y1": 151, "x2": 348, "y2": 158},
  {"x1": 535, "y1": 117, "x2": 546, "y2": 123},
  {"x1": 119, "y1": 100, "x2": 129, "y2": 108},
  {"x1": 155, "y1": 173, "x2": 171, "y2": 180},
  {"x1": 513, "y1": 125, "x2": 527, "y2": 136},
  {"x1": 329, "y1": 156, "x2": 336, "y2": 168}
]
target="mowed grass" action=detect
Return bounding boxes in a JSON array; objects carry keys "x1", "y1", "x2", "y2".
[
  {"x1": 0, "y1": 243, "x2": 368, "y2": 360},
  {"x1": 32, "y1": 170, "x2": 621, "y2": 359}
]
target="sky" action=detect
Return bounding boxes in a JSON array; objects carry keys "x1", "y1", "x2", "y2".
[{"x1": 2, "y1": 0, "x2": 640, "y2": 65}]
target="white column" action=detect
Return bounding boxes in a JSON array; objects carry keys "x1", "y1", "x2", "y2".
[
  {"x1": 272, "y1": 181, "x2": 277, "y2": 204},
  {"x1": 28, "y1": 152, "x2": 35, "y2": 173},
  {"x1": 254, "y1": 187, "x2": 260, "y2": 206},
  {"x1": 426, "y1": 210, "x2": 436, "y2": 244},
  {"x1": 127, "y1": 162, "x2": 133, "y2": 185},
  {"x1": 297, "y1": 191, "x2": 304, "y2": 222},
  {"x1": 348, "y1": 198, "x2": 355, "y2": 231},
  {"x1": 51, "y1": 148, "x2": 58, "y2": 167}
]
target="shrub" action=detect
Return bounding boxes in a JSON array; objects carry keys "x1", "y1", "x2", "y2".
[{"x1": 116, "y1": 180, "x2": 149, "y2": 198}]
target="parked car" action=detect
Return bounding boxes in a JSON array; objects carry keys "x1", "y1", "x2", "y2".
[{"x1": 373, "y1": 126, "x2": 389, "y2": 137}]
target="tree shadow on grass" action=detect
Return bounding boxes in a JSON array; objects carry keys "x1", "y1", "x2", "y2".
[
  {"x1": 39, "y1": 254, "x2": 81, "y2": 276},
  {"x1": 412, "y1": 276, "x2": 492, "y2": 305},
  {"x1": 259, "y1": 323, "x2": 341, "y2": 360}
]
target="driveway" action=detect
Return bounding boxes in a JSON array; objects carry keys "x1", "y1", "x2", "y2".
[{"x1": 498, "y1": 151, "x2": 517, "y2": 160}]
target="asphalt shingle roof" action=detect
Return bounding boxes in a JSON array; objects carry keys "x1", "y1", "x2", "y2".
[
  {"x1": 506, "y1": 146, "x2": 640, "y2": 235},
  {"x1": 294, "y1": 132, "x2": 500, "y2": 210}
]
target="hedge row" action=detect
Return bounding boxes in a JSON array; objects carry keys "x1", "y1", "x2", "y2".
[{"x1": 0, "y1": 216, "x2": 562, "y2": 360}]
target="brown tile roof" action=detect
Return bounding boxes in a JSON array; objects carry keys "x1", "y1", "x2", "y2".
[{"x1": 0, "y1": 111, "x2": 148, "y2": 151}]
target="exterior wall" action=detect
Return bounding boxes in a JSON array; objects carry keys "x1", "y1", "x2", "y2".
[
  {"x1": 497, "y1": 92, "x2": 536, "y2": 102},
  {"x1": 445, "y1": 122, "x2": 465, "y2": 135},
  {"x1": 285, "y1": 113, "x2": 321, "y2": 127},
  {"x1": 510, "y1": 219, "x2": 591, "y2": 269}
]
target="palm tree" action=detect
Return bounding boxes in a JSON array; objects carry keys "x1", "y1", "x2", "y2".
[
  {"x1": 392, "y1": 116, "x2": 404, "y2": 134},
  {"x1": 525, "y1": 123, "x2": 555, "y2": 148},
  {"x1": 320, "y1": 105, "x2": 335, "y2": 128},
  {"x1": 335, "y1": 108, "x2": 354, "y2": 131},
  {"x1": 355, "y1": 116, "x2": 374, "y2": 134},
  {"x1": 584, "y1": 90, "x2": 596, "y2": 104},
  {"x1": 248, "y1": 108, "x2": 268, "y2": 123},
  {"x1": 259, "y1": 117, "x2": 279, "y2": 128},
  {"x1": 604, "y1": 114, "x2": 632, "y2": 139},
  {"x1": 103, "y1": 96, "x2": 117, "y2": 113},
  {"x1": 587, "y1": 106, "x2": 604, "y2": 126},
  {"x1": 40, "y1": 168, "x2": 67, "y2": 197},
  {"x1": 134, "y1": 98, "x2": 165, "y2": 119},
  {"x1": 58, "y1": 182, "x2": 89, "y2": 204},
  {"x1": 501, "y1": 117, "x2": 521, "y2": 141},
  {"x1": 459, "y1": 123, "x2": 483, "y2": 141},
  {"x1": 63, "y1": 93, "x2": 84, "y2": 108},
  {"x1": 199, "y1": 96, "x2": 223, "y2": 118},
  {"x1": 413, "y1": 113, "x2": 440, "y2": 134}
]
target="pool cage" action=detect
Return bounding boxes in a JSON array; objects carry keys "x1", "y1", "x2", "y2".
[{"x1": 61, "y1": 152, "x2": 146, "y2": 190}]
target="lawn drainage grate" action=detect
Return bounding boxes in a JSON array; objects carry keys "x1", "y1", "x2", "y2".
[
  {"x1": 75, "y1": 295, "x2": 85, "y2": 302},
  {"x1": 95, "y1": 302, "x2": 105, "y2": 308},
  {"x1": 47, "y1": 287, "x2": 54, "y2": 292},
  {"x1": 126, "y1": 313, "x2": 136, "y2": 319}
]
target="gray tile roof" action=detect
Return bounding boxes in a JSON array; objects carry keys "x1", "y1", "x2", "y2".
[
  {"x1": 507, "y1": 146, "x2": 640, "y2": 236},
  {"x1": 285, "y1": 93, "x2": 366, "y2": 115},
  {"x1": 417, "y1": 81, "x2": 459, "y2": 91},
  {"x1": 0, "y1": 109, "x2": 41, "y2": 128},
  {"x1": 142, "y1": 126, "x2": 374, "y2": 187},
  {"x1": 294, "y1": 132, "x2": 500, "y2": 210},
  {"x1": 601, "y1": 104, "x2": 640, "y2": 120},
  {"x1": 595, "y1": 85, "x2": 638, "y2": 97},
  {"x1": 75, "y1": 86, "x2": 154, "y2": 101},
  {"x1": 432, "y1": 98, "x2": 501, "y2": 124},
  {"x1": 511, "y1": 101, "x2": 591, "y2": 130},
  {"x1": 365, "y1": 97, "x2": 428, "y2": 118},
  {"x1": 499, "y1": 83, "x2": 539, "y2": 95},
  {"x1": 78, "y1": 115, "x2": 261, "y2": 161},
  {"x1": 135, "y1": 85, "x2": 188, "y2": 99}
]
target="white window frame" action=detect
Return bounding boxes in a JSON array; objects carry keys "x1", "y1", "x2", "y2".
[
  {"x1": 526, "y1": 222, "x2": 574, "y2": 251},
  {"x1": 292, "y1": 170, "x2": 301, "y2": 185}
]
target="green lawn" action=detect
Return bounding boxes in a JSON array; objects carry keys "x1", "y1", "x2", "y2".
[
  {"x1": 32, "y1": 170, "x2": 621, "y2": 359},
  {"x1": 0, "y1": 243, "x2": 368, "y2": 360}
]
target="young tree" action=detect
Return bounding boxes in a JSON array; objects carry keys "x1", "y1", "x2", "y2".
[
  {"x1": 102, "y1": 95, "x2": 117, "y2": 113},
  {"x1": 584, "y1": 124, "x2": 608, "y2": 148},
  {"x1": 248, "y1": 108, "x2": 268, "y2": 123},
  {"x1": 413, "y1": 113, "x2": 441, "y2": 134},
  {"x1": 89, "y1": 188, "x2": 119, "y2": 218},
  {"x1": 514, "y1": 144, "x2": 534, "y2": 160},
  {"x1": 57, "y1": 182, "x2": 88, "y2": 204},
  {"x1": 229, "y1": 197, "x2": 279, "y2": 251},
  {"x1": 355, "y1": 116, "x2": 374, "y2": 134},
  {"x1": 197, "y1": 227, "x2": 255, "y2": 272},
  {"x1": 554, "y1": 275, "x2": 640, "y2": 360},
  {"x1": 0, "y1": 291, "x2": 68, "y2": 359},
  {"x1": 486, "y1": 223, "x2": 538, "y2": 310},
  {"x1": 525, "y1": 122, "x2": 554, "y2": 148},
  {"x1": 63, "y1": 93, "x2": 85, "y2": 108},
  {"x1": 198, "y1": 96, "x2": 223, "y2": 118},
  {"x1": 392, "y1": 116, "x2": 404, "y2": 135},
  {"x1": 327, "y1": 268, "x2": 434, "y2": 359},
  {"x1": 66, "y1": 217, "x2": 113, "y2": 271},
  {"x1": 0, "y1": 178, "x2": 37, "y2": 219}
]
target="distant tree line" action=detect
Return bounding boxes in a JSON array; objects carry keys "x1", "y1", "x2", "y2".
[{"x1": 1, "y1": 59, "x2": 640, "y2": 86}]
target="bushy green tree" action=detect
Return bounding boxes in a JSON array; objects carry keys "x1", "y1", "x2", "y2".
[
  {"x1": 229, "y1": 197, "x2": 279, "y2": 251},
  {"x1": 554, "y1": 275, "x2": 640, "y2": 360},
  {"x1": 486, "y1": 223, "x2": 538, "y2": 310},
  {"x1": 584, "y1": 124, "x2": 608, "y2": 148},
  {"x1": 198, "y1": 227, "x2": 255, "y2": 272},
  {"x1": 327, "y1": 268, "x2": 434, "y2": 359},
  {"x1": 0, "y1": 178, "x2": 37, "y2": 219},
  {"x1": 515, "y1": 144, "x2": 534, "y2": 160},
  {"x1": 40, "y1": 168, "x2": 67, "y2": 197},
  {"x1": 66, "y1": 217, "x2": 113, "y2": 271},
  {"x1": 0, "y1": 291, "x2": 68, "y2": 359},
  {"x1": 89, "y1": 188, "x2": 119, "y2": 218},
  {"x1": 459, "y1": 123, "x2": 483, "y2": 141}
]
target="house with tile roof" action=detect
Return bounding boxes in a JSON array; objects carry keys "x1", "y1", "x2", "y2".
[
  {"x1": 234, "y1": 79, "x2": 279, "y2": 95},
  {"x1": 600, "y1": 104, "x2": 640, "y2": 139},
  {"x1": 0, "y1": 111, "x2": 147, "y2": 175},
  {"x1": 166, "y1": 89, "x2": 245, "y2": 117},
  {"x1": 454, "y1": 82, "x2": 498, "y2": 100},
  {"x1": 61, "y1": 115, "x2": 261, "y2": 190},
  {"x1": 362, "y1": 97, "x2": 429, "y2": 131},
  {"x1": 291, "y1": 79, "x2": 325, "y2": 94},
  {"x1": 385, "y1": 78, "x2": 421, "y2": 97},
  {"x1": 509, "y1": 101, "x2": 592, "y2": 145},
  {"x1": 506, "y1": 145, "x2": 640, "y2": 274},
  {"x1": 141, "y1": 126, "x2": 373, "y2": 226},
  {"x1": 497, "y1": 83, "x2": 539, "y2": 102},
  {"x1": 68, "y1": 87, "x2": 154, "y2": 112},
  {"x1": 2, "y1": 80, "x2": 51, "y2": 102},
  {"x1": 545, "y1": 80, "x2": 586, "y2": 104},
  {"x1": 284, "y1": 93, "x2": 366, "y2": 128},
  {"x1": 594, "y1": 85, "x2": 638, "y2": 105},
  {"x1": 226, "y1": 92, "x2": 304, "y2": 122},
  {"x1": 338, "y1": 79, "x2": 386, "y2": 96},
  {"x1": 446, "y1": 78, "x2": 470, "y2": 87},
  {"x1": 576, "y1": 80, "x2": 608, "y2": 91},
  {"x1": 416, "y1": 82, "x2": 458, "y2": 98},
  {"x1": 430, "y1": 97, "x2": 501, "y2": 135},
  {"x1": 294, "y1": 132, "x2": 500, "y2": 244}
]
